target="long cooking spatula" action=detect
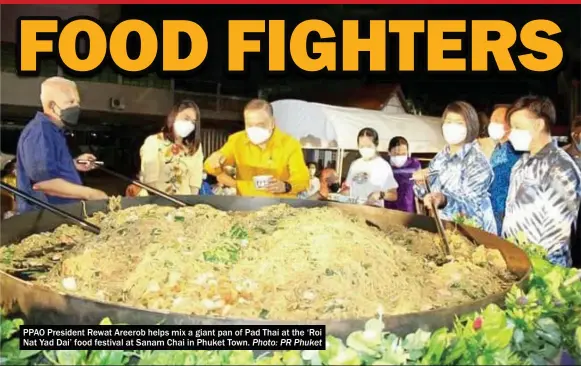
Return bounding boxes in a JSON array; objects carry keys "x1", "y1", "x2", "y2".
[
  {"x1": 424, "y1": 180, "x2": 451, "y2": 256},
  {"x1": 0, "y1": 182, "x2": 101, "y2": 234},
  {"x1": 77, "y1": 160, "x2": 188, "y2": 207}
]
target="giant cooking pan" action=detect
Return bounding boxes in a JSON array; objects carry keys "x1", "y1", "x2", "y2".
[{"x1": 0, "y1": 196, "x2": 531, "y2": 339}]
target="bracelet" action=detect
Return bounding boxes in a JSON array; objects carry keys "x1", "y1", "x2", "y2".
[{"x1": 284, "y1": 182, "x2": 292, "y2": 193}]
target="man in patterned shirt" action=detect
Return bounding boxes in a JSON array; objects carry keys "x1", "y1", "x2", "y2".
[{"x1": 503, "y1": 96, "x2": 581, "y2": 267}]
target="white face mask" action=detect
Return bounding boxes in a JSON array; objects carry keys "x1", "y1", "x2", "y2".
[
  {"x1": 442, "y1": 124, "x2": 467, "y2": 145},
  {"x1": 391, "y1": 155, "x2": 408, "y2": 168},
  {"x1": 488, "y1": 123, "x2": 506, "y2": 141},
  {"x1": 202, "y1": 173, "x2": 207, "y2": 180},
  {"x1": 246, "y1": 127, "x2": 272, "y2": 145},
  {"x1": 509, "y1": 129, "x2": 533, "y2": 151},
  {"x1": 174, "y1": 119, "x2": 195, "y2": 138},
  {"x1": 359, "y1": 147, "x2": 376, "y2": 160}
]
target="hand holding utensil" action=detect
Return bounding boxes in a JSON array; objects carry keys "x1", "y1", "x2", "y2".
[
  {"x1": 1, "y1": 181, "x2": 100, "y2": 234},
  {"x1": 424, "y1": 181, "x2": 450, "y2": 256},
  {"x1": 75, "y1": 154, "x2": 100, "y2": 171},
  {"x1": 410, "y1": 169, "x2": 438, "y2": 182},
  {"x1": 76, "y1": 160, "x2": 188, "y2": 207},
  {"x1": 76, "y1": 159, "x2": 104, "y2": 166}
]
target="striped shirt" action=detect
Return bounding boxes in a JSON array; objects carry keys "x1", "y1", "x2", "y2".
[
  {"x1": 502, "y1": 143, "x2": 581, "y2": 267},
  {"x1": 414, "y1": 141, "x2": 497, "y2": 235}
]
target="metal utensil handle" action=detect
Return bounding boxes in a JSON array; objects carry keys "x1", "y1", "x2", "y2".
[
  {"x1": 77, "y1": 160, "x2": 104, "y2": 165},
  {"x1": 0, "y1": 182, "x2": 100, "y2": 235},
  {"x1": 78, "y1": 160, "x2": 188, "y2": 207},
  {"x1": 425, "y1": 180, "x2": 451, "y2": 256}
]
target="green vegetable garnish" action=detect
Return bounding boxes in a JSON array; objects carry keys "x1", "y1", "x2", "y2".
[
  {"x1": 2, "y1": 248, "x2": 14, "y2": 265},
  {"x1": 202, "y1": 245, "x2": 240, "y2": 265},
  {"x1": 258, "y1": 309, "x2": 270, "y2": 319},
  {"x1": 230, "y1": 224, "x2": 248, "y2": 240}
]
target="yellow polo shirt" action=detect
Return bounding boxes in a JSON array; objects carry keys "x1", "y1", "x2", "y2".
[{"x1": 204, "y1": 128, "x2": 309, "y2": 198}]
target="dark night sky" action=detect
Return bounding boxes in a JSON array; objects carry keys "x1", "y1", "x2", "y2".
[{"x1": 120, "y1": 4, "x2": 581, "y2": 117}]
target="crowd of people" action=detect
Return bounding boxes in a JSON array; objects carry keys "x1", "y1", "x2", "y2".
[{"x1": 2, "y1": 76, "x2": 581, "y2": 268}]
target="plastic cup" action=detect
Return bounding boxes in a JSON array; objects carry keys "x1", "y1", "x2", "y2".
[{"x1": 253, "y1": 175, "x2": 273, "y2": 189}]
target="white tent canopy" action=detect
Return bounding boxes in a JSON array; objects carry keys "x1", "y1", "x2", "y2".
[{"x1": 272, "y1": 99, "x2": 446, "y2": 154}]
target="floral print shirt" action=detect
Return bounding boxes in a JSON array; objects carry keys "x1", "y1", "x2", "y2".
[
  {"x1": 139, "y1": 133, "x2": 204, "y2": 195},
  {"x1": 414, "y1": 141, "x2": 497, "y2": 235},
  {"x1": 502, "y1": 143, "x2": 581, "y2": 267}
]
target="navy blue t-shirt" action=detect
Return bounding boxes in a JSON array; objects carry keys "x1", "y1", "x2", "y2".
[{"x1": 16, "y1": 112, "x2": 82, "y2": 213}]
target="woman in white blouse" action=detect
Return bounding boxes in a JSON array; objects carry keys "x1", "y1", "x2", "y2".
[
  {"x1": 139, "y1": 100, "x2": 204, "y2": 195},
  {"x1": 342, "y1": 127, "x2": 398, "y2": 207}
]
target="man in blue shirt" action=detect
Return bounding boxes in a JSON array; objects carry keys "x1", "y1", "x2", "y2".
[{"x1": 16, "y1": 76, "x2": 107, "y2": 213}]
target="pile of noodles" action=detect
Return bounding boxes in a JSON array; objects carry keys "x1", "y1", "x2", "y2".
[{"x1": 6, "y1": 200, "x2": 514, "y2": 320}]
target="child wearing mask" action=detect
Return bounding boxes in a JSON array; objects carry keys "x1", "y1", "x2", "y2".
[
  {"x1": 386, "y1": 137, "x2": 421, "y2": 213},
  {"x1": 342, "y1": 128, "x2": 398, "y2": 207},
  {"x1": 318, "y1": 168, "x2": 341, "y2": 200},
  {"x1": 299, "y1": 162, "x2": 321, "y2": 199}
]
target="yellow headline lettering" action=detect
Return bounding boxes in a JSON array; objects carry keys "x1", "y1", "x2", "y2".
[
  {"x1": 228, "y1": 20, "x2": 264, "y2": 71},
  {"x1": 16, "y1": 18, "x2": 564, "y2": 74},
  {"x1": 268, "y1": 20, "x2": 285, "y2": 71},
  {"x1": 428, "y1": 20, "x2": 466, "y2": 71},
  {"x1": 518, "y1": 19, "x2": 563, "y2": 72},
  {"x1": 163, "y1": 20, "x2": 208, "y2": 71},
  {"x1": 472, "y1": 20, "x2": 517, "y2": 71},
  {"x1": 109, "y1": 20, "x2": 157, "y2": 72},
  {"x1": 389, "y1": 20, "x2": 425, "y2": 71},
  {"x1": 19, "y1": 19, "x2": 58, "y2": 72},
  {"x1": 290, "y1": 20, "x2": 336, "y2": 72},
  {"x1": 59, "y1": 19, "x2": 107, "y2": 72},
  {"x1": 343, "y1": 20, "x2": 386, "y2": 71}
]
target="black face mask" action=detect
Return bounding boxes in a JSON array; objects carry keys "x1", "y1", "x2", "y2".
[
  {"x1": 328, "y1": 183, "x2": 340, "y2": 193},
  {"x1": 55, "y1": 105, "x2": 81, "y2": 126}
]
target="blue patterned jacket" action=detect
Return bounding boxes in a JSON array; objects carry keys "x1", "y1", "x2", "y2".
[
  {"x1": 503, "y1": 143, "x2": 581, "y2": 267},
  {"x1": 489, "y1": 142, "x2": 521, "y2": 235},
  {"x1": 414, "y1": 141, "x2": 497, "y2": 235}
]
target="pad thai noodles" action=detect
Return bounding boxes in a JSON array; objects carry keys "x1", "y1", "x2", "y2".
[{"x1": 0, "y1": 200, "x2": 516, "y2": 320}]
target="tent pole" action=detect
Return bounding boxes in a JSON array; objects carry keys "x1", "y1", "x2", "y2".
[{"x1": 336, "y1": 149, "x2": 344, "y2": 180}]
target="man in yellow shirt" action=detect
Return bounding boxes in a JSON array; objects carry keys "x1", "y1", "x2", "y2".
[{"x1": 204, "y1": 99, "x2": 309, "y2": 198}]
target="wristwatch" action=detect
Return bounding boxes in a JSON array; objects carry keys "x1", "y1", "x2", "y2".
[
  {"x1": 284, "y1": 182, "x2": 292, "y2": 193},
  {"x1": 379, "y1": 191, "x2": 386, "y2": 200}
]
